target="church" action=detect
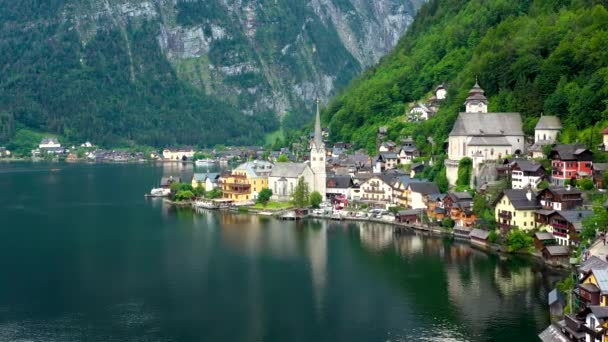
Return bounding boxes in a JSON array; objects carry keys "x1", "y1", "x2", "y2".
[
  {"x1": 445, "y1": 81, "x2": 525, "y2": 186},
  {"x1": 268, "y1": 101, "x2": 327, "y2": 201}
]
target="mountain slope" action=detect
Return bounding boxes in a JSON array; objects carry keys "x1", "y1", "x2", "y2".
[
  {"x1": 0, "y1": 0, "x2": 423, "y2": 147},
  {"x1": 324, "y1": 0, "x2": 608, "y2": 153}
]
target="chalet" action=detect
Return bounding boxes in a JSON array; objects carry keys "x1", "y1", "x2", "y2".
[
  {"x1": 379, "y1": 141, "x2": 397, "y2": 152},
  {"x1": 395, "y1": 209, "x2": 422, "y2": 224},
  {"x1": 401, "y1": 136, "x2": 415, "y2": 148},
  {"x1": 576, "y1": 269, "x2": 608, "y2": 310},
  {"x1": 191, "y1": 173, "x2": 219, "y2": 191},
  {"x1": 534, "y1": 232, "x2": 557, "y2": 251},
  {"x1": 425, "y1": 193, "x2": 447, "y2": 222},
  {"x1": 397, "y1": 146, "x2": 420, "y2": 165},
  {"x1": 409, "y1": 103, "x2": 436, "y2": 121},
  {"x1": 538, "y1": 186, "x2": 583, "y2": 211},
  {"x1": 542, "y1": 245, "x2": 570, "y2": 266},
  {"x1": 594, "y1": 163, "x2": 608, "y2": 189},
  {"x1": 494, "y1": 189, "x2": 540, "y2": 234},
  {"x1": 374, "y1": 153, "x2": 398, "y2": 172},
  {"x1": 546, "y1": 210, "x2": 593, "y2": 247},
  {"x1": 469, "y1": 228, "x2": 490, "y2": 248},
  {"x1": 549, "y1": 144, "x2": 593, "y2": 186},
  {"x1": 444, "y1": 192, "x2": 476, "y2": 228},
  {"x1": 160, "y1": 176, "x2": 181, "y2": 189},
  {"x1": 510, "y1": 160, "x2": 546, "y2": 190},
  {"x1": 359, "y1": 175, "x2": 397, "y2": 209},
  {"x1": 326, "y1": 175, "x2": 354, "y2": 200},
  {"x1": 407, "y1": 182, "x2": 440, "y2": 209},
  {"x1": 577, "y1": 306, "x2": 608, "y2": 342},
  {"x1": 529, "y1": 116, "x2": 562, "y2": 158}
]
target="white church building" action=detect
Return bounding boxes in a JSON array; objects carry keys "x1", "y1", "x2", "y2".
[
  {"x1": 445, "y1": 81, "x2": 525, "y2": 186},
  {"x1": 268, "y1": 101, "x2": 327, "y2": 201}
]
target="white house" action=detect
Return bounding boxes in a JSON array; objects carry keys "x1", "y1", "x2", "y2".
[
  {"x1": 359, "y1": 175, "x2": 397, "y2": 209},
  {"x1": 409, "y1": 103, "x2": 436, "y2": 121},
  {"x1": 407, "y1": 182, "x2": 440, "y2": 209},
  {"x1": 192, "y1": 173, "x2": 219, "y2": 191},
  {"x1": 163, "y1": 147, "x2": 194, "y2": 161},
  {"x1": 397, "y1": 146, "x2": 420, "y2": 165},
  {"x1": 510, "y1": 160, "x2": 546, "y2": 190},
  {"x1": 268, "y1": 163, "x2": 315, "y2": 202},
  {"x1": 39, "y1": 138, "x2": 61, "y2": 149},
  {"x1": 435, "y1": 84, "x2": 447, "y2": 100},
  {"x1": 445, "y1": 81, "x2": 525, "y2": 185},
  {"x1": 581, "y1": 305, "x2": 608, "y2": 342},
  {"x1": 529, "y1": 116, "x2": 562, "y2": 158},
  {"x1": 326, "y1": 175, "x2": 353, "y2": 200},
  {"x1": 373, "y1": 153, "x2": 398, "y2": 173}
]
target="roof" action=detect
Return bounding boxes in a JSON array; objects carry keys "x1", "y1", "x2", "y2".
[
  {"x1": 397, "y1": 209, "x2": 422, "y2": 216},
  {"x1": 542, "y1": 186, "x2": 582, "y2": 196},
  {"x1": 450, "y1": 192, "x2": 473, "y2": 201},
  {"x1": 236, "y1": 161, "x2": 274, "y2": 177},
  {"x1": 555, "y1": 210, "x2": 593, "y2": 230},
  {"x1": 408, "y1": 182, "x2": 440, "y2": 195},
  {"x1": 449, "y1": 113, "x2": 523, "y2": 136},
  {"x1": 579, "y1": 256, "x2": 608, "y2": 274},
  {"x1": 468, "y1": 136, "x2": 511, "y2": 146},
  {"x1": 544, "y1": 245, "x2": 570, "y2": 256},
  {"x1": 591, "y1": 269, "x2": 608, "y2": 292},
  {"x1": 502, "y1": 189, "x2": 541, "y2": 210},
  {"x1": 579, "y1": 282, "x2": 600, "y2": 293},
  {"x1": 511, "y1": 160, "x2": 544, "y2": 173},
  {"x1": 470, "y1": 228, "x2": 490, "y2": 240},
  {"x1": 549, "y1": 144, "x2": 592, "y2": 161},
  {"x1": 538, "y1": 324, "x2": 570, "y2": 342},
  {"x1": 536, "y1": 116, "x2": 563, "y2": 130},
  {"x1": 594, "y1": 163, "x2": 608, "y2": 172},
  {"x1": 548, "y1": 289, "x2": 565, "y2": 306},
  {"x1": 269, "y1": 163, "x2": 309, "y2": 178},
  {"x1": 379, "y1": 152, "x2": 398, "y2": 160},
  {"x1": 535, "y1": 232, "x2": 555, "y2": 241},
  {"x1": 326, "y1": 176, "x2": 352, "y2": 189},
  {"x1": 590, "y1": 306, "x2": 608, "y2": 319}
]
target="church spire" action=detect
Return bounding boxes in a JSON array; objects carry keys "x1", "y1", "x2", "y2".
[{"x1": 314, "y1": 98, "x2": 323, "y2": 148}]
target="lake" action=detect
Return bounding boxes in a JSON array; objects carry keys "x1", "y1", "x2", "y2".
[{"x1": 0, "y1": 162, "x2": 561, "y2": 341}]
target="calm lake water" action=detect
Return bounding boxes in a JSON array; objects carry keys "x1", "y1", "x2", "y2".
[{"x1": 0, "y1": 163, "x2": 562, "y2": 341}]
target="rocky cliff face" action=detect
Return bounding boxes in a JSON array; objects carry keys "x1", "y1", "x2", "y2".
[
  {"x1": 67, "y1": 0, "x2": 421, "y2": 117},
  {"x1": 0, "y1": 0, "x2": 422, "y2": 146}
]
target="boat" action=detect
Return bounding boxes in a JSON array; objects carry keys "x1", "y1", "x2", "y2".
[
  {"x1": 194, "y1": 200, "x2": 220, "y2": 209},
  {"x1": 195, "y1": 159, "x2": 216, "y2": 167},
  {"x1": 146, "y1": 188, "x2": 171, "y2": 197}
]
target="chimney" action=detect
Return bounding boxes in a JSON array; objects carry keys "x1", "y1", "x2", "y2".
[{"x1": 526, "y1": 188, "x2": 532, "y2": 202}]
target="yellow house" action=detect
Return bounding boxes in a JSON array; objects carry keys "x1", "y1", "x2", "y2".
[
  {"x1": 576, "y1": 269, "x2": 608, "y2": 342},
  {"x1": 220, "y1": 161, "x2": 273, "y2": 202},
  {"x1": 494, "y1": 189, "x2": 540, "y2": 234}
]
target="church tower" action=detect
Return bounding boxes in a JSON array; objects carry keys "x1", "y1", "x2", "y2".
[
  {"x1": 464, "y1": 78, "x2": 488, "y2": 113},
  {"x1": 310, "y1": 99, "x2": 327, "y2": 198}
]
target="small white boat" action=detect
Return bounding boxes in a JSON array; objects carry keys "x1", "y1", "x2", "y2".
[
  {"x1": 146, "y1": 188, "x2": 171, "y2": 197},
  {"x1": 194, "y1": 200, "x2": 220, "y2": 209},
  {"x1": 195, "y1": 159, "x2": 216, "y2": 167}
]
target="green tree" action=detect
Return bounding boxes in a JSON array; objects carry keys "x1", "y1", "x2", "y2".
[
  {"x1": 506, "y1": 229, "x2": 534, "y2": 253},
  {"x1": 292, "y1": 177, "x2": 310, "y2": 208},
  {"x1": 576, "y1": 178, "x2": 595, "y2": 191},
  {"x1": 257, "y1": 188, "x2": 273, "y2": 207},
  {"x1": 193, "y1": 185, "x2": 206, "y2": 197},
  {"x1": 456, "y1": 157, "x2": 472, "y2": 187},
  {"x1": 537, "y1": 180, "x2": 550, "y2": 190},
  {"x1": 442, "y1": 218, "x2": 455, "y2": 229},
  {"x1": 277, "y1": 154, "x2": 289, "y2": 162},
  {"x1": 175, "y1": 190, "x2": 195, "y2": 202},
  {"x1": 206, "y1": 188, "x2": 223, "y2": 199},
  {"x1": 310, "y1": 191, "x2": 323, "y2": 208}
]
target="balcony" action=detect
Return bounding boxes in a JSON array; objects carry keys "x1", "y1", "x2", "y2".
[
  {"x1": 552, "y1": 222, "x2": 569, "y2": 229},
  {"x1": 366, "y1": 189, "x2": 386, "y2": 194},
  {"x1": 553, "y1": 230, "x2": 568, "y2": 238},
  {"x1": 498, "y1": 211, "x2": 512, "y2": 219}
]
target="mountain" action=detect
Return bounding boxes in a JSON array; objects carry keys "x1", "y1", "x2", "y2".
[
  {"x1": 324, "y1": 0, "x2": 608, "y2": 154},
  {"x1": 0, "y1": 0, "x2": 423, "y2": 148}
]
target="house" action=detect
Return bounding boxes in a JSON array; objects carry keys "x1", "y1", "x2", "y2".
[
  {"x1": 494, "y1": 189, "x2": 541, "y2": 234},
  {"x1": 410, "y1": 163, "x2": 425, "y2": 178},
  {"x1": 444, "y1": 192, "x2": 476, "y2": 228},
  {"x1": 510, "y1": 160, "x2": 546, "y2": 190},
  {"x1": 576, "y1": 268, "x2": 608, "y2": 309},
  {"x1": 395, "y1": 209, "x2": 422, "y2": 224},
  {"x1": 409, "y1": 103, "x2": 436, "y2": 121},
  {"x1": 424, "y1": 193, "x2": 447, "y2": 222},
  {"x1": 594, "y1": 163, "x2": 608, "y2": 189},
  {"x1": 392, "y1": 175, "x2": 424, "y2": 208},
  {"x1": 192, "y1": 173, "x2": 219, "y2": 191},
  {"x1": 435, "y1": 84, "x2": 447, "y2": 100},
  {"x1": 578, "y1": 256, "x2": 608, "y2": 280},
  {"x1": 163, "y1": 147, "x2": 195, "y2": 161},
  {"x1": 534, "y1": 232, "x2": 557, "y2": 251},
  {"x1": 538, "y1": 186, "x2": 583, "y2": 211},
  {"x1": 578, "y1": 306, "x2": 608, "y2": 342},
  {"x1": 39, "y1": 137, "x2": 61, "y2": 149},
  {"x1": 601, "y1": 128, "x2": 608, "y2": 152},
  {"x1": 548, "y1": 289, "x2": 566, "y2": 318},
  {"x1": 220, "y1": 161, "x2": 273, "y2": 202},
  {"x1": 268, "y1": 163, "x2": 315, "y2": 202},
  {"x1": 397, "y1": 146, "x2": 420, "y2": 165},
  {"x1": 445, "y1": 81, "x2": 525, "y2": 185},
  {"x1": 407, "y1": 182, "x2": 440, "y2": 209},
  {"x1": 374, "y1": 153, "x2": 399, "y2": 173},
  {"x1": 326, "y1": 175, "x2": 354, "y2": 200},
  {"x1": 470, "y1": 228, "x2": 490, "y2": 247},
  {"x1": 359, "y1": 175, "x2": 397, "y2": 209},
  {"x1": 379, "y1": 141, "x2": 397, "y2": 152},
  {"x1": 160, "y1": 176, "x2": 181, "y2": 189},
  {"x1": 529, "y1": 116, "x2": 562, "y2": 158},
  {"x1": 549, "y1": 144, "x2": 593, "y2": 186},
  {"x1": 542, "y1": 245, "x2": 570, "y2": 266},
  {"x1": 545, "y1": 210, "x2": 593, "y2": 247},
  {"x1": 0, "y1": 147, "x2": 10, "y2": 158}
]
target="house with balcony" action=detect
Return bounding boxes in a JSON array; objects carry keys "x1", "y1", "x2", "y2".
[
  {"x1": 424, "y1": 193, "x2": 447, "y2": 223},
  {"x1": 397, "y1": 146, "x2": 420, "y2": 165},
  {"x1": 549, "y1": 144, "x2": 593, "y2": 186},
  {"x1": 494, "y1": 189, "x2": 541, "y2": 234},
  {"x1": 544, "y1": 210, "x2": 593, "y2": 247},
  {"x1": 594, "y1": 163, "x2": 608, "y2": 189},
  {"x1": 444, "y1": 192, "x2": 476, "y2": 228},
  {"x1": 359, "y1": 175, "x2": 397, "y2": 209},
  {"x1": 326, "y1": 175, "x2": 354, "y2": 200},
  {"x1": 221, "y1": 161, "x2": 273, "y2": 202},
  {"x1": 510, "y1": 160, "x2": 546, "y2": 190},
  {"x1": 373, "y1": 153, "x2": 399, "y2": 173},
  {"x1": 538, "y1": 186, "x2": 584, "y2": 211},
  {"x1": 407, "y1": 182, "x2": 440, "y2": 209}
]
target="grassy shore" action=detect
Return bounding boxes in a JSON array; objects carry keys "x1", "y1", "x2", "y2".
[{"x1": 250, "y1": 201, "x2": 293, "y2": 211}]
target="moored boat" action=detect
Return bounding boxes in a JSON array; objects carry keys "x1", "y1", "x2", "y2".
[
  {"x1": 195, "y1": 159, "x2": 216, "y2": 167},
  {"x1": 146, "y1": 188, "x2": 171, "y2": 197}
]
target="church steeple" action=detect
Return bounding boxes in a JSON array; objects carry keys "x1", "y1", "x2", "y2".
[
  {"x1": 464, "y1": 78, "x2": 488, "y2": 113},
  {"x1": 313, "y1": 98, "x2": 323, "y2": 148}
]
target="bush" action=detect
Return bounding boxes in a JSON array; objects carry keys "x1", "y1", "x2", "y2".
[
  {"x1": 175, "y1": 190, "x2": 195, "y2": 201},
  {"x1": 257, "y1": 188, "x2": 273, "y2": 206},
  {"x1": 506, "y1": 229, "x2": 534, "y2": 253},
  {"x1": 576, "y1": 178, "x2": 595, "y2": 191},
  {"x1": 488, "y1": 230, "x2": 498, "y2": 244},
  {"x1": 442, "y1": 218, "x2": 455, "y2": 229},
  {"x1": 310, "y1": 191, "x2": 323, "y2": 208}
]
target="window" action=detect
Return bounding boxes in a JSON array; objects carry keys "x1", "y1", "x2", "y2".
[
  {"x1": 490, "y1": 148, "x2": 494, "y2": 156},
  {"x1": 524, "y1": 222, "x2": 527, "y2": 227}
]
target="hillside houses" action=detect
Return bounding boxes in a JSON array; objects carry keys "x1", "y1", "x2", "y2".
[{"x1": 407, "y1": 84, "x2": 447, "y2": 122}]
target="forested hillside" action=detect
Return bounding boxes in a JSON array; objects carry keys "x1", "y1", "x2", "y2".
[
  {"x1": 0, "y1": 0, "x2": 422, "y2": 148},
  {"x1": 324, "y1": 0, "x2": 608, "y2": 153}
]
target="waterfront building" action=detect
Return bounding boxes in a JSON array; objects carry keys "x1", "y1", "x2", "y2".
[
  {"x1": 359, "y1": 175, "x2": 397, "y2": 209},
  {"x1": 407, "y1": 182, "x2": 440, "y2": 210},
  {"x1": 469, "y1": 229, "x2": 490, "y2": 248},
  {"x1": 424, "y1": 193, "x2": 447, "y2": 222},
  {"x1": 268, "y1": 163, "x2": 314, "y2": 202},
  {"x1": 162, "y1": 147, "x2": 194, "y2": 161},
  {"x1": 494, "y1": 189, "x2": 541, "y2": 234},
  {"x1": 548, "y1": 144, "x2": 593, "y2": 186},
  {"x1": 543, "y1": 210, "x2": 593, "y2": 247},
  {"x1": 444, "y1": 192, "x2": 476, "y2": 228},
  {"x1": 309, "y1": 100, "x2": 327, "y2": 199},
  {"x1": 445, "y1": 81, "x2": 525, "y2": 186},
  {"x1": 326, "y1": 175, "x2": 354, "y2": 200},
  {"x1": 533, "y1": 232, "x2": 557, "y2": 251},
  {"x1": 191, "y1": 173, "x2": 219, "y2": 191},
  {"x1": 39, "y1": 137, "x2": 61, "y2": 149},
  {"x1": 395, "y1": 209, "x2": 422, "y2": 224},
  {"x1": 220, "y1": 161, "x2": 273, "y2": 202}
]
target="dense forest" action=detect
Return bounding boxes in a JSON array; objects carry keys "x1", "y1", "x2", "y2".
[{"x1": 323, "y1": 0, "x2": 608, "y2": 154}]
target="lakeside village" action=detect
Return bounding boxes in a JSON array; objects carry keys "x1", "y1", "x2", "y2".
[{"x1": 5, "y1": 82, "x2": 608, "y2": 340}]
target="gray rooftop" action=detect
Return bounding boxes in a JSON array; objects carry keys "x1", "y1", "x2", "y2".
[
  {"x1": 544, "y1": 245, "x2": 570, "y2": 256},
  {"x1": 538, "y1": 324, "x2": 570, "y2": 342},
  {"x1": 449, "y1": 113, "x2": 523, "y2": 136},
  {"x1": 470, "y1": 228, "x2": 490, "y2": 240},
  {"x1": 536, "y1": 116, "x2": 562, "y2": 130},
  {"x1": 590, "y1": 305, "x2": 608, "y2": 319},
  {"x1": 549, "y1": 144, "x2": 592, "y2": 161},
  {"x1": 511, "y1": 160, "x2": 544, "y2": 173},
  {"x1": 592, "y1": 269, "x2": 608, "y2": 292},
  {"x1": 270, "y1": 163, "x2": 309, "y2": 178},
  {"x1": 503, "y1": 189, "x2": 541, "y2": 210},
  {"x1": 535, "y1": 232, "x2": 555, "y2": 241},
  {"x1": 468, "y1": 136, "x2": 511, "y2": 146},
  {"x1": 408, "y1": 182, "x2": 440, "y2": 195},
  {"x1": 578, "y1": 256, "x2": 608, "y2": 274}
]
